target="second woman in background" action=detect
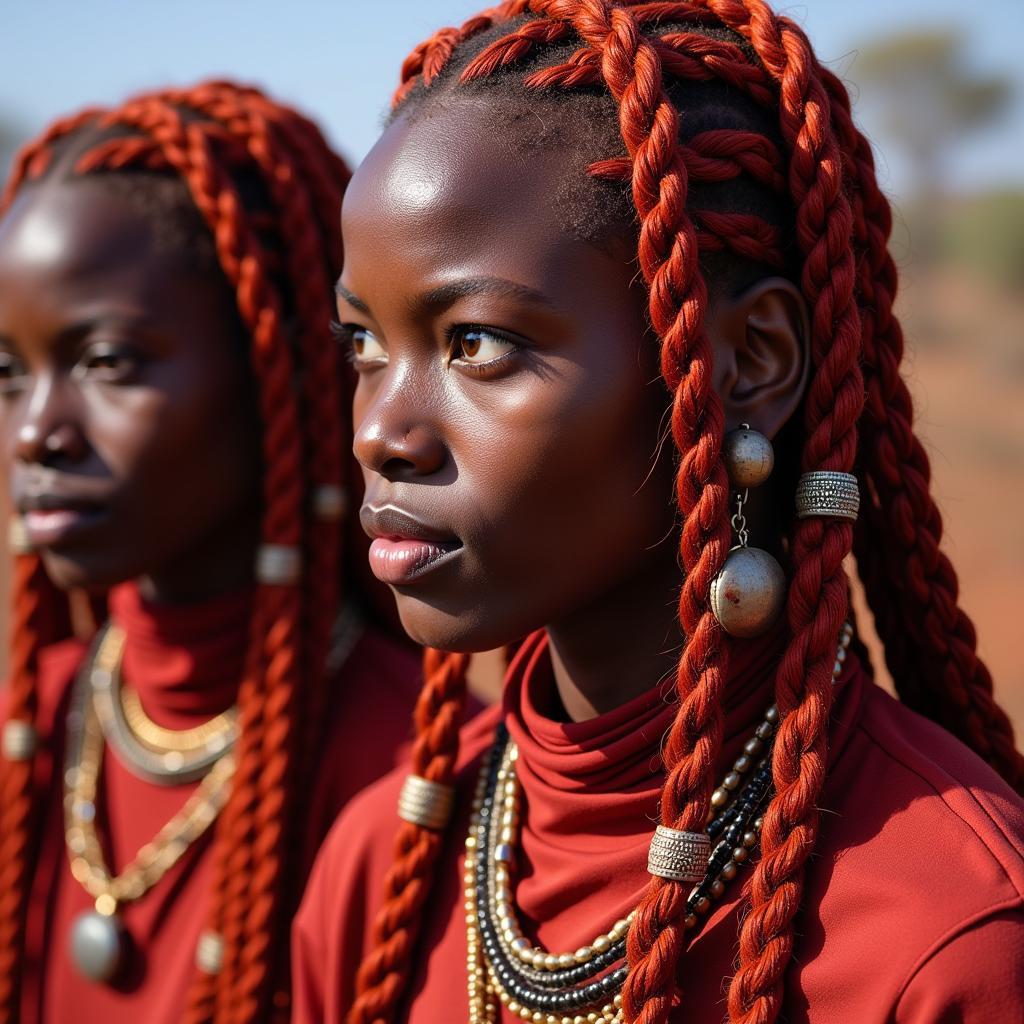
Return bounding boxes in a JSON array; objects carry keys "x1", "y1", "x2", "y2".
[{"x1": 0, "y1": 82, "x2": 421, "y2": 1023}]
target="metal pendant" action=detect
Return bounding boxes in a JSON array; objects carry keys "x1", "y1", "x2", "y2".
[{"x1": 69, "y1": 907, "x2": 124, "y2": 982}]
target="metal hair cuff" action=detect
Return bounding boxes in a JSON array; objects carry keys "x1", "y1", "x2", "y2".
[
  {"x1": 255, "y1": 544, "x2": 302, "y2": 586},
  {"x1": 313, "y1": 485, "x2": 349, "y2": 522},
  {"x1": 647, "y1": 826, "x2": 711, "y2": 883},
  {"x1": 398, "y1": 774, "x2": 455, "y2": 830},
  {"x1": 795, "y1": 471, "x2": 860, "y2": 521},
  {"x1": 8, "y1": 517, "x2": 31, "y2": 555},
  {"x1": 2, "y1": 720, "x2": 39, "y2": 761},
  {"x1": 195, "y1": 929, "x2": 225, "y2": 974}
]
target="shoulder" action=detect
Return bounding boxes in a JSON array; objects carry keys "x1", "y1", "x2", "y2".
[
  {"x1": 798, "y1": 677, "x2": 1024, "y2": 1018},
  {"x1": 308, "y1": 701, "x2": 503, "y2": 903},
  {"x1": 849, "y1": 681, "x2": 1024, "y2": 887},
  {"x1": 291, "y1": 704, "x2": 502, "y2": 1021}
]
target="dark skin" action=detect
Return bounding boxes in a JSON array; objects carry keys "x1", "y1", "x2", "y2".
[
  {"x1": 0, "y1": 178, "x2": 262, "y2": 602},
  {"x1": 343, "y1": 98, "x2": 808, "y2": 721}
]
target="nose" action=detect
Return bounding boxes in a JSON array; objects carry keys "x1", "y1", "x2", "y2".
[
  {"x1": 353, "y1": 372, "x2": 447, "y2": 480},
  {"x1": 12, "y1": 374, "x2": 87, "y2": 466}
]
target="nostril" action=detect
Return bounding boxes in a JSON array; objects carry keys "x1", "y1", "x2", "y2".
[{"x1": 379, "y1": 455, "x2": 421, "y2": 480}]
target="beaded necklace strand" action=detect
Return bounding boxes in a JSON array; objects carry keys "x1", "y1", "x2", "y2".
[{"x1": 464, "y1": 624, "x2": 853, "y2": 1023}]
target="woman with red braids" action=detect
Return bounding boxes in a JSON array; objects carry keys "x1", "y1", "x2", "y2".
[
  {"x1": 0, "y1": 82, "x2": 422, "y2": 1023},
  {"x1": 293, "y1": 2, "x2": 1024, "y2": 1022}
]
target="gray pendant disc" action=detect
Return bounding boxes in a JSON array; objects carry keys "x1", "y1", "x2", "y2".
[{"x1": 69, "y1": 910, "x2": 123, "y2": 982}]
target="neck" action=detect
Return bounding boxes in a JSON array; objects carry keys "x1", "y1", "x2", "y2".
[
  {"x1": 138, "y1": 507, "x2": 261, "y2": 604},
  {"x1": 546, "y1": 544, "x2": 683, "y2": 723}
]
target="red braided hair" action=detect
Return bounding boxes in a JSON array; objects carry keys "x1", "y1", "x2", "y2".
[
  {"x1": 0, "y1": 82, "x2": 352, "y2": 1024},
  {"x1": 347, "y1": 2, "x2": 1024, "y2": 1024}
]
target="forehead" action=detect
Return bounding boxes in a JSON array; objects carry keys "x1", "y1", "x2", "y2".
[
  {"x1": 342, "y1": 97, "x2": 601, "y2": 283},
  {"x1": 0, "y1": 179, "x2": 170, "y2": 289}
]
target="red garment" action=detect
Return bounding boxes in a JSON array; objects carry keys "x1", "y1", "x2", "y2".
[
  {"x1": 12, "y1": 582, "x2": 422, "y2": 1024},
  {"x1": 293, "y1": 630, "x2": 1024, "y2": 1023}
]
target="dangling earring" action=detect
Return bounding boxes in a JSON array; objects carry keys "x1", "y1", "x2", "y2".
[{"x1": 709, "y1": 424, "x2": 786, "y2": 638}]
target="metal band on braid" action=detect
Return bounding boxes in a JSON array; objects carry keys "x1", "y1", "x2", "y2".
[
  {"x1": 398, "y1": 774, "x2": 456, "y2": 830},
  {"x1": 795, "y1": 471, "x2": 860, "y2": 521}
]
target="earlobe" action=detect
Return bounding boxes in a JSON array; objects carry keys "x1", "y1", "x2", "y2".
[{"x1": 709, "y1": 276, "x2": 809, "y2": 440}]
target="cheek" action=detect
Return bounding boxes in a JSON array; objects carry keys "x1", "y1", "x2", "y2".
[
  {"x1": 89, "y1": 375, "x2": 257, "y2": 513},
  {"x1": 460, "y1": 354, "x2": 670, "y2": 582}
]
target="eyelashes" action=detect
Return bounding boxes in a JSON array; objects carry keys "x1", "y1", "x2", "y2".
[{"x1": 331, "y1": 319, "x2": 526, "y2": 377}]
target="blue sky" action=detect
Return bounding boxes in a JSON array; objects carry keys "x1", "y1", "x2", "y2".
[{"x1": 3, "y1": 0, "x2": 1022, "y2": 201}]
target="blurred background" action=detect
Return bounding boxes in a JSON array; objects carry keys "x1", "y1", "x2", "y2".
[{"x1": 1, "y1": 1, "x2": 1022, "y2": 722}]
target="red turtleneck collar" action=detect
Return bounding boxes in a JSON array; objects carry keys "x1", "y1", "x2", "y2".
[
  {"x1": 495, "y1": 628, "x2": 792, "y2": 933},
  {"x1": 108, "y1": 582, "x2": 253, "y2": 730}
]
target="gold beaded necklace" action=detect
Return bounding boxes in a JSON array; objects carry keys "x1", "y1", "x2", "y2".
[
  {"x1": 63, "y1": 626, "x2": 235, "y2": 983},
  {"x1": 464, "y1": 625, "x2": 853, "y2": 1024}
]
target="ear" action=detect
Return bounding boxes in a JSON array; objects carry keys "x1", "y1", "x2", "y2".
[{"x1": 706, "y1": 277, "x2": 809, "y2": 440}]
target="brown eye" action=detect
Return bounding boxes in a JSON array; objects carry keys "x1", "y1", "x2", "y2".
[
  {"x1": 336, "y1": 323, "x2": 386, "y2": 365},
  {"x1": 452, "y1": 327, "x2": 516, "y2": 366},
  {"x1": 0, "y1": 351, "x2": 29, "y2": 394},
  {"x1": 78, "y1": 345, "x2": 139, "y2": 382}
]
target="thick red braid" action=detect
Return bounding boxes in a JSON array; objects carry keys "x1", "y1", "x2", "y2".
[
  {"x1": 0, "y1": 82, "x2": 350, "y2": 1024},
  {"x1": 348, "y1": 648, "x2": 469, "y2": 1024}
]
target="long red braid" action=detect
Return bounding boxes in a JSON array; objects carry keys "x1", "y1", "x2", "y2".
[
  {"x1": 0, "y1": 82, "x2": 351, "y2": 1024},
  {"x1": 348, "y1": 2, "x2": 1024, "y2": 1023}
]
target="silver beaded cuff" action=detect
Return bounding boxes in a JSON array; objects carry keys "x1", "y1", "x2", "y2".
[
  {"x1": 195, "y1": 929, "x2": 225, "y2": 974},
  {"x1": 313, "y1": 485, "x2": 349, "y2": 522},
  {"x1": 2, "y1": 720, "x2": 38, "y2": 761},
  {"x1": 397, "y1": 774, "x2": 455, "y2": 830},
  {"x1": 647, "y1": 826, "x2": 711, "y2": 883},
  {"x1": 255, "y1": 544, "x2": 302, "y2": 585},
  {"x1": 8, "y1": 517, "x2": 31, "y2": 555},
  {"x1": 795, "y1": 471, "x2": 860, "y2": 521}
]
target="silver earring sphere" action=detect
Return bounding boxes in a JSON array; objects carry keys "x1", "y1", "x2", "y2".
[
  {"x1": 722, "y1": 425, "x2": 774, "y2": 489},
  {"x1": 710, "y1": 424, "x2": 786, "y2": 638},
  {"x1": 710, "y1": 547, "x2": 786, "y2": 638}
]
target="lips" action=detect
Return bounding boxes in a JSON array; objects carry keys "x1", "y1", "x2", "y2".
[
  {"x1": 360, "y1": 503, "x2": 463, "y2": 585},
  {"x1": 14, "y1": 473, "x2": 112, "y2": 548}
]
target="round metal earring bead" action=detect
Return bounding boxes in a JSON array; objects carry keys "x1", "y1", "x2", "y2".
[
  {"x1": 722, "y1": 426, "x2": 774, "y2": 489},
  {"x1": 710, "y1": 546, "x2": 786, "y2": 638}
]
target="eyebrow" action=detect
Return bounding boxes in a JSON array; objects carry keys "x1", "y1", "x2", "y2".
[
  {"x1": 333, "y1": 276, "x2": 562, "y2": 318},
  {"x1": 419, "y1": 277, "x2": 562, "y2": 313},
  {"x1": 334, "y1": 281, "x2": 370, "y2": 314}
]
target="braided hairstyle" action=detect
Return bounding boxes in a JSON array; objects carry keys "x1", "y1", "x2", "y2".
[
  {"x1": 346, "y1": 3, "x2": 1024, "y2": 1024},
  {"x1": 0, "y1": 82, "x2": 352, "y2": 1023}
]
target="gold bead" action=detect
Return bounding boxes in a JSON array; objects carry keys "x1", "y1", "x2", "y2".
[
  {"x1": 744, "y1": 736, "x2": 764, "y2": 756},
  {"x1": 711, "y1": 787, "x2": 729, "y2": 809},
  {"x1": 732, "y1": 754, "x2": 752, "y2": 773},
  {"x1": 723, "y1": 771, "x2": 742, "y2": 791}
]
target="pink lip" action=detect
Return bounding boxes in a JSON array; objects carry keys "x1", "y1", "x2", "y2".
[
  {"x1": 368, "y1": 536, "x2": 462, "y2": 585},
  {"x1": 22, "y1": 507, "x2": 105, "y2": 547}
]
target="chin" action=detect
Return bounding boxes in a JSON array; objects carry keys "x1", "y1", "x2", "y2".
[
  {"x1": 38, "y1": 548, "x2": 133, "y2": 594},
  {"x1": 394, "y1": 593, "x2": 522, "y2": 654}
]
